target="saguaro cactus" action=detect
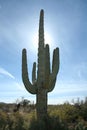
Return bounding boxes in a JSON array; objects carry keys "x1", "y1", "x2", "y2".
[{"x1": 22, "y1": 9, "x2": 59, "y2": 120}]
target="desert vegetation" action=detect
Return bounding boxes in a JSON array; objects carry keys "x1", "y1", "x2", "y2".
[{"x1": 0, "y1": 97, "x2": 87, "y2": 130}]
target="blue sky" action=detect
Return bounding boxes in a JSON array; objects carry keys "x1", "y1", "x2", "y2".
[{"x1": 0, "y1": 0, "x2": 87, "y2": 104}]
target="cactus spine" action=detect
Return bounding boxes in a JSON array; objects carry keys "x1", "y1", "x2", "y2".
[{"x1": 22, "y1": 9, "x2": 59, "y2": 120}]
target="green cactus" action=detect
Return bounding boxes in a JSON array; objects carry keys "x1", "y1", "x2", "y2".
[{"x1": 22, "y1": 9, "x2": 59, "y2": 120}]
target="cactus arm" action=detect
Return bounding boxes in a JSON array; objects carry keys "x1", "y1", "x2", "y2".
[
  {"x1": 47, "y1": 75, "x2": 56, "y2": 93},
  {"x1": 22, "y1": 49, "x2": 37, "y2": 94},
  {"x1": 32, "y1": 62, "x2": 37, "y2": 84},
  {"x1": 52, "y1": 47, "x2": 59, "y2": 77},
  {"x1": 48, "y1": 47, "x2": 59, "y2": 92}
]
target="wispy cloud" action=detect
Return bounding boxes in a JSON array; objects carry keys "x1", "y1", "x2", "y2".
[
  {"x1": 0, "y1": 67, "x2": 15, "y2": 79},
  {"x1": 15, "y1": 82, "x2": 25, "y2": 91}
]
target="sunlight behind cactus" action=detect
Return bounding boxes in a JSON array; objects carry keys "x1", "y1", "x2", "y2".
[{"x1": 22, "y1": 9, "x2": 60, "y2": 120}]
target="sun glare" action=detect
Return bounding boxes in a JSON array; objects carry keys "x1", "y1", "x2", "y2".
[
  {"x1": 32, "y1": 31, "x2": 52, "y2": 50},
  {"x1": 45, "y1": 32, "x2": 52, "y2": 45}
]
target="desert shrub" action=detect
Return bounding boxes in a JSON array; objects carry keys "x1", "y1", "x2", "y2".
[
  {"x1": 83, "y1": 126, "x2": 87, "y2": 130},
  {"x1": 29, "y1": 115, "x2": 68, "y2": 130},
  {"x1": 75, "y1": 122, "x2": 87, "y2": 130},
  {"x1": 0, "y1": 111, "x2": 8, "y2": 129},
  {"x1": 79, "y1": 105, "x2": 87, "y2": 121},
  {"x1": 48, "y1": 104, "x2": 79, "y2": 123},
  {"x1": 0, "y1": 112, "x2": 26, "y2": 130},
  {"x1": 48, "y1": 100, "x2": 87, "y2": 123},
  {"x1": 8, "y1": 112, "x2": 26, "y2": 130}
]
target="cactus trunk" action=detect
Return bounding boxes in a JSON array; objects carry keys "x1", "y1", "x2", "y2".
[
  {"x1": 36, "y1": 89, "x2": 47, "y2": 120},
  {"x1": 22, "y1": 9, "x2": 59, "y2": 120}
]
